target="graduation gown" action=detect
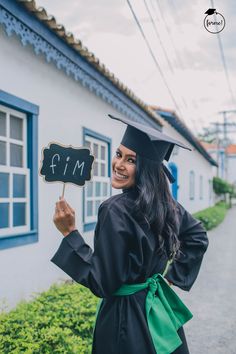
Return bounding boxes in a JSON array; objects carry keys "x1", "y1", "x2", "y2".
[{"x1": 51, "y1": 188, "x2": 208, "y2": 354}]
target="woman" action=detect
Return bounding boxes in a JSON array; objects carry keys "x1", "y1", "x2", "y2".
[{"x1": 51, "y1": 115, "x2": 208, "y2": 354}]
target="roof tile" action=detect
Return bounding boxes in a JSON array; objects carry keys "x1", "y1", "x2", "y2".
[{"x1": 17, "y1": 0, "x2": 162, "y2": 126}]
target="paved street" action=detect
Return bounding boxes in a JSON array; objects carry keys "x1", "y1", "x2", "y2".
[{"x1": 176, "y1": 206, "x2": 236, "y2": 354}]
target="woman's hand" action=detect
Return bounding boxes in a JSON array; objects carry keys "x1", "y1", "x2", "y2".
[{"x1": 53, "y1": 197, "x2": 77, "y2": 237}]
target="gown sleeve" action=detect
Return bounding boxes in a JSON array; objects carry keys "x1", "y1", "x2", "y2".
[
  {"x1": 165, "y1": 202, "x2": 209, "y2": 291},
  {"x1": 50, "y1": 200, "x2": 132, "y2": 298}
]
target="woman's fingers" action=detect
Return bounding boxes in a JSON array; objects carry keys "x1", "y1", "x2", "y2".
[
  {"x1": 66, "y1": 203, "x2": 75, "y2": 215},
  {"x1": 56, "y1": 199, "x2": 68, "y2": 214},
  {"x1": 53, "y1": 198, "x2": 76, "y2": 236},
  {"x1": 56, "y1": 199, "x2": 75, "y2": 215}
]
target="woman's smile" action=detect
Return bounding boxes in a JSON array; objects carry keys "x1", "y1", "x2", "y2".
[
  {"x1": 113, "y1": 170, "x2": 129, "y2": 180},
  {"x1": 111, "y1": 144, "x2": 136, "y2": 189}
]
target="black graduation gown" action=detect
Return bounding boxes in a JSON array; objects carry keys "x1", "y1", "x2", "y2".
[{"x1": 51, "y1": 188, "x2": 208, "y2": 354}]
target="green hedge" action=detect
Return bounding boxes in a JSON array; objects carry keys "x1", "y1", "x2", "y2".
[
  {"x1": 213, "y1": 177, "x2": 234, "y2": 195},
  {"x1": 0, "y1": 282, "x2": 99, "y2": 354},
  {"x1": 0, "y1": 201, "x2": 230, "y2": 353},
  {"x1": 193, "y1": 201, "x2": 229, "y2": 230}
]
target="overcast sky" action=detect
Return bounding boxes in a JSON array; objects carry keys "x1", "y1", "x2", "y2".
[{"x1": 36, "y1": 0, "x2": 236, "y2": 140}]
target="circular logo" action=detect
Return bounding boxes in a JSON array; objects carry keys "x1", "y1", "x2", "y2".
[{"x1": 204, "y1": 11, "x2": 225, "y2": 34}]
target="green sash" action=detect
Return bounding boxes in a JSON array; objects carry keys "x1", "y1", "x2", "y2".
[
  {"x1": 114, "y1": 273, "x2": 192, "y2": 354},
  {"x1": 95, "y1": 264, "x2": 193, "y2": 354}
]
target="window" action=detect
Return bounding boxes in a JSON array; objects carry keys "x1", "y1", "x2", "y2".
[
  {"x1": 189, "y1": 170, "x2": 195, "y2": 200},
  {"x1": 199, "y1": 175, "x2": 203, "y2": 200},
  {"x1": 83, "y1": 128, "x2": 111, "y2": 231},
  {"x1": 208, "y1": 179, "x2": 212, "y2": 202},
  {"x1": 0, "y1": 90, "x2": 38, "y2": 250},
  {"x1": 0, "y1": 105, "x2": 30, "y2": 236}
]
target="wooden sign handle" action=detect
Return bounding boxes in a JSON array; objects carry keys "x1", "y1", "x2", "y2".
[{"x1": 62, "y1": 183, "x2": 66, "y2": 198}]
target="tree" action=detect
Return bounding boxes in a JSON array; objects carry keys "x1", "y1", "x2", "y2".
[{"x1": 213, "y1": 177, "x2": 235, "y2": 206}]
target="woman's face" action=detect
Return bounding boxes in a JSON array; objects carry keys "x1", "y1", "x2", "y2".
[{"x1": 112, "y1": 144, "x2": 136, "y2": 189}]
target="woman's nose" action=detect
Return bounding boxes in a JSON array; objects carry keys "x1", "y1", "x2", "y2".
[{"x1": 115, "y1": 158, "x2": 125, "y2": 170}]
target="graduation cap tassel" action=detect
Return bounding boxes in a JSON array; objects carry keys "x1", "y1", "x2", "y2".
[{"x1": 162, "y1": 164, "x2": 176, "y2": 184}]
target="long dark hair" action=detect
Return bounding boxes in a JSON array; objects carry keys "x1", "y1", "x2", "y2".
[{"x1": 134, "y1": 154, "x2": 180, "y2": 258}]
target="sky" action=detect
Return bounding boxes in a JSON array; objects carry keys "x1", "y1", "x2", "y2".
[{"x1": 36, "y1": 0, "x2": 236, "y2": 141}]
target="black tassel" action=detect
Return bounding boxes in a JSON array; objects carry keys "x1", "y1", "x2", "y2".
[{"x1": 162, "y1": 164, "x2": 176, "y2": 184}]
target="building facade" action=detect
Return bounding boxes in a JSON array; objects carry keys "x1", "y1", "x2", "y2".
[{"x1": 0, "y1": 0, "x2": 217, "y2": 308}]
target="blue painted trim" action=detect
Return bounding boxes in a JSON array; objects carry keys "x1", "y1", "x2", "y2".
[
  {"x1": 0, "y1": 230, "x2": 38, "y2": 250},
  {"x1": 0, "y1": 90, "x2": 39, "y2": 115},
  {"x1": 28, "y1": 114, "x2": 38, "y2": 231},
  {"x1": 83, "y1": 222, "x2": 96, "y2": 233},
  {"x1": 82, "y1": 127, "x2": 111, "y2": 232},
  {"x1": 83, "y1": 127, "x2": 112, "y2": 177},
  {"x1": 83, "y1": 128, "x2": 112, "y2": 147},
  {"x1": 0, "y1": 1, "x2": 161, "y2": 130},
  {"x1": 0, "y1": 90, "x2": 39, "y2": 250}
]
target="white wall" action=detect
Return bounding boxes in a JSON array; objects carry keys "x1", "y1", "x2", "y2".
[
  {"x1": 160, "y1": 119, "x2": 215, "y2": 213},
  {"x1": 0, "y1": 29, "x2": 126, "y2": 309},
  {"x1": 0, "y1": 28, "x2": 215, "y2": 309}
]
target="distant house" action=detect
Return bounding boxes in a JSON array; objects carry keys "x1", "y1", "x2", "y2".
[
  {"x1": 200, "y1": 141, "x2": 226, "y2": 180},
  {"x1": 225, "y1": 145, "x2": 236, "y2": 186},
  {"x1": 200, "y1": 142, "x2": 236, "y2": 186},
  {"x1": 152, "y1": 107, "x2": 218, "y2": 212},
  {"x1": 0, "y1": 0, "x2": 217, "y2": 308}
]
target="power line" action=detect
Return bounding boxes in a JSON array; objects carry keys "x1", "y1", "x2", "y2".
[
  {"x1": 211, "y1": 0, "x2": 236, "y2": 107},
  {"x1": 126, "y1": 0, "x2": 187, "y2": 124},
  {"x1": 153, "y1": 0, "x2": 185, "y2": 70},
  {"x1": 143, "y1": 0, "x2": 196, "y2": 123},
  {"x1": 143, "y1": 0, "x2": 174, "y2": 74},
  {"x1": 218, "y1": 110, "x2": 236, "y2": 144},
  {"x1": 143, "y1": 0, "x2": 198, "y2": 127},
  {"x1": 159, "y1": 0, "x2": 207, "y2": 129},
  {"x1": 153, "y1": 0, "x2": 205, "y2": 130}
]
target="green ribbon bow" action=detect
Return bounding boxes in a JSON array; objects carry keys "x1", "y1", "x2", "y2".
[
  {"x1": 95, "y1": 273, "x2": 192, "y2": 354},
  {"x1": 114, "y1": 274, "x2": 193, "y2": 353}
]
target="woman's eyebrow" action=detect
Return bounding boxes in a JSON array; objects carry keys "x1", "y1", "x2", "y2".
[
  {"x1": 127, "y1": 154, "x2": 136, "y2": 158},
  {"x1": 117, "y1": 149, "x2": 136, "y2": 158}
]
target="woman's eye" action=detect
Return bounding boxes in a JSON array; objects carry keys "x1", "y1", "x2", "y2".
[
  {"x1": 128, "y1": 158, "x2": 136, "y2": 164},
  {"x1": 116, "y1": 151, "x2": 121, "y2": 157}
]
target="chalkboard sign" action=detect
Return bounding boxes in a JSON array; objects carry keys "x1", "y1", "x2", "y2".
[{"x1": 40, "y1": 143, "x2": 94, "y2": 187}]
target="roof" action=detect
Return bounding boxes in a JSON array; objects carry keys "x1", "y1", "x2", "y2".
[
  {"x1": 151, "y1": 106, "x2": 218, "y2": 167},
  {"x1": 200, "y1": 141, "x2": 218, "y2": 150},
  {"x1": 10, "y1": 0, "x2": 162, "y2": 127},
  {"x1": 226, "y1": 144, "x2": 236, "y2": 154}
]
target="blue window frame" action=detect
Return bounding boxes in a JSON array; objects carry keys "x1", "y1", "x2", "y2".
[
  {"x1": 189, "y1": 170, "x2": 195, "y2": 200},
  {"x1": 168, "y1": 162, "x2": 178, "y2": 200},
  {"x1": 199, "y1": 175, "x2": 203, "y2": 200},
  {"x1": 83, "y1": 128, "x2": 111, "y2": 232},
  {"x1": 0, "y1": 90, "x2": 38, "y2": 250}
]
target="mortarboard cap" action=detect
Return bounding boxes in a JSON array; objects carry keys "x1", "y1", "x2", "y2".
[
  {"x1": 205, "y1": 9, "x2": 216, "y2": 15},
  {"x1": 108, "y1": 114, "x2": 191, "y2": 183},
  {"x1": 108, "y1": 114, "x2": 191, "y2": 162}
]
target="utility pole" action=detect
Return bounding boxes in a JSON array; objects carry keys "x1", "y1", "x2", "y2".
[
  {"x1": 211, "y1": 110, "x2": 236, "y2": 179},
  {"x1": 218, "y1": 110, "x2": 236, "y2": 147},
  {"x1": 210, "y1": 122, "x2": 221, "y2": 177}
]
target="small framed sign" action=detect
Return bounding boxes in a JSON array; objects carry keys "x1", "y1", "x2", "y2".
[{"x1": 40, "y1": 142, "x2": 94, "y2": 194}]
